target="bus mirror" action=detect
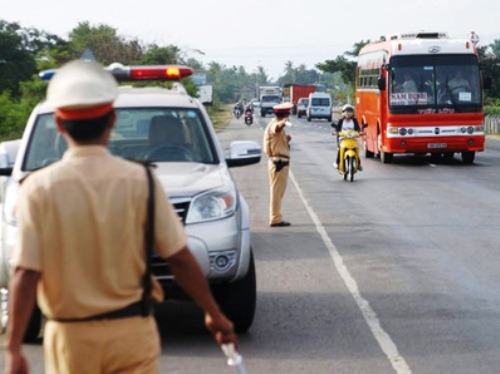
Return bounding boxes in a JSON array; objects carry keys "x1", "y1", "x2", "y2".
[{"x1": 378, "y1": 77, "x2": 386, "y2": 91}]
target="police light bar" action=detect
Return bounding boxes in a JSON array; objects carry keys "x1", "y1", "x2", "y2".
[
  {"x1": 39, "y1": 63, "x2": 193, "y2": 81},
  {"x1": 108, "y1": 63, "x2": 193, "y2": 81}
]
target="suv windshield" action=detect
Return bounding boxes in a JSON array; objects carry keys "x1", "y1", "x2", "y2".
[
  {"x1": 389, "y1": 54, "x2": 481, "y2": 114},
  {"x1": 23, "y1": 108, "x2": 217, "y2": 171}
]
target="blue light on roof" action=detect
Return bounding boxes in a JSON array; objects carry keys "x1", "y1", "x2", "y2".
[{"x1": 39, "y1": 69, "x2": 57, "y2": 80}]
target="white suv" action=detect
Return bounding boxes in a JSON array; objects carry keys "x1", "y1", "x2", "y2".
[{"x1": 0, "y1": 64, "x2": 261, "y2": 340}]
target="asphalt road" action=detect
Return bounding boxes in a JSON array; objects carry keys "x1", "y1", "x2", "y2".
[{"x1": 2, "y1": 114, "x2": 500, "y2": 374}]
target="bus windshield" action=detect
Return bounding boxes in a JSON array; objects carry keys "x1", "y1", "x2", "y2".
[{"x1": 388, "y1": 55, "x2": 481, "y2": 114}]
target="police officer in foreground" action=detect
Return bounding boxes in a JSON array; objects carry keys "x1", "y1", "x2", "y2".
[
  {"x1": 5, "y1": 60, "x2": 237, "y2": 374},
  {"x1": 263, "y1": 102, "x2": 294, "y2": 227}
]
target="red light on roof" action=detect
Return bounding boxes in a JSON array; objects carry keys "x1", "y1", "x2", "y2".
[{"x1": 127, "y1": 65, "x2": 193, "y2": 80}]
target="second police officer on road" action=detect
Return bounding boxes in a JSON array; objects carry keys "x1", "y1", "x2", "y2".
[{"x1": 263, "y1": 102, "x2": 294, "y2": 227}]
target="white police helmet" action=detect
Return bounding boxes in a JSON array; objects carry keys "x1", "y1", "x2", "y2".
[
  {"x1": 47, "y1": 60, "x2": 118, "y2": 110},
  {"x1": 342, "y1": 104, "x2": 354, "y2": 112}
]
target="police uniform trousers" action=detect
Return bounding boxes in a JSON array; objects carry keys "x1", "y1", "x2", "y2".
[
  {"x1": 44, "y1": 316, "x2": 160, "y2": 374},
  {"x1": 268, "y1": 159, "x2": 289, "y2": 225}
]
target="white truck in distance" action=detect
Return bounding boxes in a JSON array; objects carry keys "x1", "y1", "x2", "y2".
[{"x1": 259, "y1": 86, "x2": 281, "y2": 117}]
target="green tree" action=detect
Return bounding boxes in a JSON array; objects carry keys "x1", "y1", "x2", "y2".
[
  {"x1": 68, "y1": 22, "x2": 144, "y2": 65},
  {"x1": 489, "y1": 40, "x2": 500, "y2": 58},
  {"x1": 478, "y1": 40, "x2": 500, "y2": 101},
  {"x1": 0, "y1": 21, "x2": 37, "y2": 98},
  {"x1": 316, "y1": 40, "x2": 370, "y2": 88},
  {"x1": 141, "y1": 45, "x2": 181, "y2": 65}
]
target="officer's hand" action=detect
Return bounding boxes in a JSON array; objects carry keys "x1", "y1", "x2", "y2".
[
  {"x1": 205, "y1": 312, "x2": 239, "y2": 351},
  {"x1": 6, "y1": 350, "x2": 29, "y2": 374}
]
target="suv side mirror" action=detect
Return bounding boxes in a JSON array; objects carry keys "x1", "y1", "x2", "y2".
[{"x1": 226, "y1": 141, "x2": 261, "y2": 167}]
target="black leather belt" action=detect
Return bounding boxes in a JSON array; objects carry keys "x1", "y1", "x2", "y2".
[{"x1": 49, "y1": 301, "x2": 146, "y2": 323}]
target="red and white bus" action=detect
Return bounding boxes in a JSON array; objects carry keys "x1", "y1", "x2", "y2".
[{"x1": 355, "y1": 31, "x2": 487, "y2": 164}]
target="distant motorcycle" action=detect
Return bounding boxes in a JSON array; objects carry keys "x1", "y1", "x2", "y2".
[
  {"x1": 234, "y1": 108, "x2": 242, "y2": 119},
  {"x1": 244, "y1": 110, "x2": 253, "y2": 126}
]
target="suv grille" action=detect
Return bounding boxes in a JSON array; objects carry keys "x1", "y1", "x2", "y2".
[
  {"x1": 151, "y1": 199, "x2": 191, "y2": 282},
  {"x1": 172, "y1": 200, "x2": 190, "y2": 224}
]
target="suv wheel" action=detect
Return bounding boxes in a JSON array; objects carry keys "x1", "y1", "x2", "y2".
[{"x1": 212, "y1": 251, "x2": 256, "y2": 333}]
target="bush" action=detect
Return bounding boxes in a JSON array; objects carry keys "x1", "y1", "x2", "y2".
[{"x1": 485, "y1": 106, "x2": 500, "y2": 116}]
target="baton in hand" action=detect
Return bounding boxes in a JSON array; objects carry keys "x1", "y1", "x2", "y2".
[{"x1": 221, "y1": 343, "x2": 248, "y2": 374}]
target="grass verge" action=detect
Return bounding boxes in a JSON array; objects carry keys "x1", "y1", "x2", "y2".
[{"x1": 207, "y1": 104, "x2": 232, "y2": 132}]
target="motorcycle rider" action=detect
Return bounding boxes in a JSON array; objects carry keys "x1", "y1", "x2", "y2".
[
  {"x1": 233, "y1": 101, "x2": 244, "y2": 117},
  {"x1": 244, "y1": 104, "x2": 253, "y2": 116},
  {"x1": 244, "y1": 104, "x2": 253, "y2": 125},
  {"x1": 331, "y1": 104, "x2": 362, "y2": 171}
]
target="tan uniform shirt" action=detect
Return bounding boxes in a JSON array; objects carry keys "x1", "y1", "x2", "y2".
[
  {"x1": 12, "y1": 146, "x2": 187, "y2": 319},
  {"x1": 263, "y1": 118, "x2": 290, "y2": 159}
]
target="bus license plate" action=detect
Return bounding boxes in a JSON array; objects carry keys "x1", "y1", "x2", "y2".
[{"x1": 428, "y1": 143, "x2": 447, "y2": 149}]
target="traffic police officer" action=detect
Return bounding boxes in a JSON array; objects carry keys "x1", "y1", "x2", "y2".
[
  {"x1": 263, "y1": 102, "x2": 294, "y2": 227},
  {"x1": 5, "y1": 60, "x2": 237, "y2": 374}
]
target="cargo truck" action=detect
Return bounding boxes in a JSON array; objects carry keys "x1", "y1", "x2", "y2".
[{"x1": 290, "y1": 84, "x2": 316, "y2": 114}]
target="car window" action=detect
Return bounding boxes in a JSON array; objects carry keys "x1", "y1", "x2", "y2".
[
  {"x1": 311, "y1": 98, "x2": 330, "y2": 106},
  {"x1": 23, "y1": 108, "x2": 217, "y2": 171}
]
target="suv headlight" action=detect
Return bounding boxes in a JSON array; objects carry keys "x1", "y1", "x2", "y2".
[{"x1": 185, "y1": 188, "x2": 237, "y2": 224}]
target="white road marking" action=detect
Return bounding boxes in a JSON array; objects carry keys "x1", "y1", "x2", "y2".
[{"x1": 289, "y1": 170, "x2": 412, "y2": 374}]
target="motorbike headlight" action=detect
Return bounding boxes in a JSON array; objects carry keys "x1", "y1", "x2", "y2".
[{"x1": 185, "y1": 188, "x2": 237, "y2": 224}]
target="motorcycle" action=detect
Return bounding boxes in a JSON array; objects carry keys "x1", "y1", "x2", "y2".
[
  {"x1": 234, "y1": 108, "x2": 242, "y2": 119},
  {"x1": 244, "y1": 110, "x2": 253, "y2": 125},
  {"x1": 335, "y1": 128, "x2": 364, "y2": 182}
]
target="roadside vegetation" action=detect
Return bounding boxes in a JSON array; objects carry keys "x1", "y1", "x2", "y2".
[
  {"x1": 206, "y1": 104, "x2": 233, "y2": 132},
  {"x1": 1, "y1": 19, "x2": 499, "y2": 140}
]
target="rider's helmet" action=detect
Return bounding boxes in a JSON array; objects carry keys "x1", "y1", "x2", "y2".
[{"x1": 342, "y1": 104, "x2": 354, "y2": 113}]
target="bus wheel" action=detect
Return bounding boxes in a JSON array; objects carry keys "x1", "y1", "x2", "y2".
[
  {"x1": 461, "y1": 151, "x2": 475, "y2": 165},
  {"x1": 380, "y1": 149, "x2": 393, "y2": 164}
]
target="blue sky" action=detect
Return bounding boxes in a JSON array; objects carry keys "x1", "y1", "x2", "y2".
[{"x1": 3, "y1": 0, "x2": 499, "y2": 80}]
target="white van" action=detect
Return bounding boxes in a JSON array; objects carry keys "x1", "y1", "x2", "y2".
[{"x1": 306, "y1": 92, "x2": 332, "y2": 122}]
